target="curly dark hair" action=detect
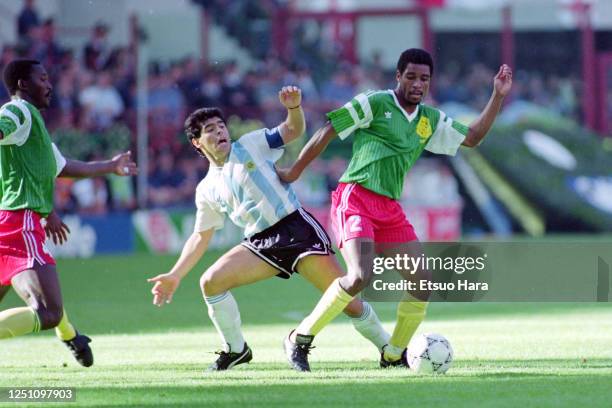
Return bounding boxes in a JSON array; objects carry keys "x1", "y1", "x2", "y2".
[
  {"x1": 2, "y1": 59, "x2": 41, "y2": 95},
  {"x1": 184, "y1": 107, "x2": 226, "y2": 157},
  {"x1": 396, "y1": 48, "x2": 434, "y2": 77}
]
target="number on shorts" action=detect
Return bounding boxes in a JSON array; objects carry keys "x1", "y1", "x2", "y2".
[{"x1": 347, "y1": 215, "x2": 362, "y2": 233}]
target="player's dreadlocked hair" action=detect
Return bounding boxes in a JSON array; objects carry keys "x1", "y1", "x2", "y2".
[
  {"x1": 396, "y1": 48, "x2": 434, "y2": 77},
  {"x1": 2, "y1": 59, "x2": 41, "y2": 95},
  {"x1": 184, "y1": 107, "x2": 227, "y2": 157}
]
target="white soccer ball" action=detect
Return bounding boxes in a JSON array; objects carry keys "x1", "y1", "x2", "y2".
[{"x1": 407, "y1": 333, "x2": 453, "y2": 374}]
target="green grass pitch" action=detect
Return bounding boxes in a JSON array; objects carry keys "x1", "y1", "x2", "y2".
[{"x1": 0, "y1": 252, "x2": 611, "y2": 407}]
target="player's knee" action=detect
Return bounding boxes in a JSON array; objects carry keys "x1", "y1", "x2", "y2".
[
  {"x1": 341, "y1": 273, "x2": 371, "y2": 295},
  {"x1": 342, "y1": 298, "x2": 363, "y2": 318},
  {"x1": 36, "y1": 305, "x2": 63, "y2": 330},
  {"x1": 200, "y1": 271, "x2": 222, "y2": 297}
]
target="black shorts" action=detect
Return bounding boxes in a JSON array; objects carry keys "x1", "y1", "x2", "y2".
[{"x1": 241, "y1": 208, "x2": 334, "y2": 279}]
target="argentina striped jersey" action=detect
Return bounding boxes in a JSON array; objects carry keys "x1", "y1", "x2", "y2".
[{"x1": 194, "y1": 127, "x2": 301, "y2": 238}]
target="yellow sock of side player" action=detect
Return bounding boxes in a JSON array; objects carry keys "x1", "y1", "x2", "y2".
[
  {"x1": 384, "y1": 300, "x2": 428, "y2": 361},
  {"x1": 55, "y1": 309, "x2": 77, "y2": 341},
  {"x1": 0, "y1": 307, "x2": 41, "y2": 339},
  {"x1": 295, "y1": 278, "x2": 353, "y2": 336}
]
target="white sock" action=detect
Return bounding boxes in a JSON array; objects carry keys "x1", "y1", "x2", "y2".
[
  {"x1": 351, "y1": 302, "x2": 390, "y2": 353},
  {"x1": 204, "y1": 291, "x2": 245, "y2": 353}
]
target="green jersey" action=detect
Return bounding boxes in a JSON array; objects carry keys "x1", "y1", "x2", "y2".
[
  {"x1": 0, "y1": 97, "x2": 66, "y2": 216},
  {"x1": 327, "y1": 90, "x2": 469, "y2": 200}
]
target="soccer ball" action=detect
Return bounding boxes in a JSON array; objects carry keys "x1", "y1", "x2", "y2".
[{"x1": 407, "y1": 333, "x2": 453, "y2": 374}]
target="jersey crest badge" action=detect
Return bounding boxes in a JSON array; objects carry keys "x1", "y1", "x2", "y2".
[
  {"x1": 416, "y1": 116, "x2": 432, "y2": 143},
  {"x1": 246, "y1": 160, "x2": 256, "y2": 172},
  {"x1": 384, "y1": 111, "x2": 392, "y2": 119}
]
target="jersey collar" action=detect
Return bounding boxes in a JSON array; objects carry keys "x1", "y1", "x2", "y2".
[
  {"x1": 388, "y1": 90, "x2": 419, "y2": 123},
  {"x1": 10, "y1": 95, "x2": 27, "y2": 106},
  {"x1": 10, "y1": 96, "x2": 36, "y2": 112}
]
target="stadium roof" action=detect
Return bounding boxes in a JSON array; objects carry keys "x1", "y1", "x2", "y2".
[{"x1": 289, "y1": 0, "x2": 596, "y2": 12}]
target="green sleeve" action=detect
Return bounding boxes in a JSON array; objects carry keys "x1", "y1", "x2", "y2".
[
  {"x1": 326, "y1": 91, "x2": 377, "y2": 140},
  {"x1": 0, "y1": 105, "x2": 26, "y2": 137}
]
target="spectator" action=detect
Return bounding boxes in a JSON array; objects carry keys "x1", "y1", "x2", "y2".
[
  {"x1": 54, "y1": 179, "x2": 78, "y2": 214},
  {"x1": 83, "y1": 22, "x2": 110, "y2": 71},
  {"x1": 178, "y1": 57, "x2": 202, "y2": 107},
  {"x1": 436, "y1": 68, "x2": 470, "y2": 104},
  {"x1": 54, "y1": 151, "x2": 112, "y2": 217},
  {"x1": 17, "y1": 0, "x2": 39, "y2": 39},
  {"x1": 106, "y1": 47, "x2": 135, "y2": 110},
  {"x1": 0, "y1": 46, "x2": 16, "y2": 100},
  {"x1": 148, "y1": 68, "x2": 185, "y2": 132},
  {"x1": 148, "y1": 151, "x2": 187, "y2": 208},
  {"x1": 226, "y1": 70, "x2": 258, "y2": 115},
  {"x1": 200, "y1": 69, "x2": 223, "y2": 106},
  {"x1": 320, "y1": 69, "x2": 355, "y2": 107},
  {"x1": 49, "y1": 74, "x2": 79, "y2": 128},
  {"x1": 79, "y1": 71, "x2": 125, "y2": 131},
  {"x1": 71, "y1": 178, "x2": 109, "y2": 215},
  {"x1": 7, "y1": 5, "x2": 583, "y2": 216},
  {"x1": 0, "y1": 45, "x2": 15, "y2": 69},
  {"x1": 352, "y1": 66, "x2": 381, "y2": 94},
  {"x1": 295, "y1": 66, "x2": 319, "y2": 104},
  {"x1": 177, "y1": 155, "x2": 207, "y2": 203},
  {"x1": 36, "y1": 18, "x2": 63, "y2": 67}
]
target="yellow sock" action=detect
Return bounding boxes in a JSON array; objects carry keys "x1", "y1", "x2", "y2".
[
  {"x1": 55, "y1": 309, "x2": 77, "y2": 341},
  {"x1": 384, "y1": 300, "x2": 428, "y2": 361},
  {"x1": 0, "y1": 307, "x2": 40, "y2": 339},
  {"x1": 295, "y1": 278, "x2": 353, "y2": 336}
]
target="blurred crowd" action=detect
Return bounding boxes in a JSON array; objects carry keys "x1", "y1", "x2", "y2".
[{"x1": 0, "y1": 0, "x2": 582, "y2": 215}]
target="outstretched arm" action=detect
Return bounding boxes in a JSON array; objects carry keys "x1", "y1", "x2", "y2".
[
  {"x1": 277, "y1": 86, "x2": 305, "y2": 145},
  {"x1": 462, "y1": 64, "x2": 513, "y2": 147},
  {"x1": 59, "y1": 151, "x2": 138, "y2": 178},
  {"x1": 276, "y1": 122, "x2": 337, "y2": 183},
  {"x1": 147, "y1": 229, "x2": 214, "y2": 306}
]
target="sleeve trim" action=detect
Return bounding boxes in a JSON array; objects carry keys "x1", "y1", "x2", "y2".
[
  {"x1": 51, "y1": 143, "x2": 67, "y2": 177},
  {"x1": 326, "y1": 108, "x2": 356, "y2": 140},
  {"x1": 0, "y1": 101, "x2": 31, "y2": 146},
  {"x1": 1, "y1": 109, "x2": 20, "y2": 127},
  {"x1": 344, "y1": 101, "x2": 361, "y2": 129},
  {"x1": 265, "y1": 126, "x2": 284, "y2": 149},
  {"x1": 355, "y1": 93, "x2": 373, "y2": 124}
]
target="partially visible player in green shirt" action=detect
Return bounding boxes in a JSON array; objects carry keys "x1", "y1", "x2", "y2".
[
  {"x1": 0, "y1": 59, "x2": 137, "y2": 367},
  {"x1": 278, "y1": 49, "x2": 512, "y2": 370}
]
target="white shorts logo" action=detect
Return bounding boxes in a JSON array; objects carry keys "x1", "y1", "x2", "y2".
[{"x1": 347, "y1": 215, "x2": 362, "y2": 233}]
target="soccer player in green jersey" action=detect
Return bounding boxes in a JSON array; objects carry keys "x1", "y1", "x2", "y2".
[
  {"x1": 278, "y1": 48, "x2": 513, "y2": 370},
  {"x1": 0, "y1": 59, "x2": 137, "y2": 366}
]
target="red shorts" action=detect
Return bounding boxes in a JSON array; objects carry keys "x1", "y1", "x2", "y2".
[
  {"x1": 0, "y1": 209, "x2": 55, "y2": 286},
  {"x1": 330, "y1": 183, "x2": 418, "y2": 248}
]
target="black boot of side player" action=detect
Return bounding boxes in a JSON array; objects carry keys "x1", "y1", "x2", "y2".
[
  {"x1": 63, "y1": 332, "x2": 94, "y2": 367},
  {"x1": 208, "y1": 343, "x2": 253, "y2": 371},
  {"x1": 283, "y1": 331, "x2": 315, "y2": 372},
  {"x1": 379, "y1": 346, "x2": 409, "y2": 368}
]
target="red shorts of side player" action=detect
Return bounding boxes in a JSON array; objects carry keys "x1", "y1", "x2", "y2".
[
  {"x1": 330, "y1": 182, "x2": 418, "y2": 248},
  {"x1": 0, "y1": 209, "x2": 55, "y2": 286}
]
